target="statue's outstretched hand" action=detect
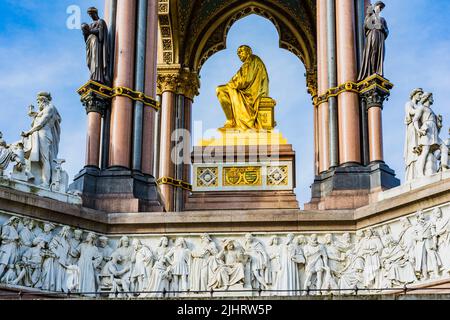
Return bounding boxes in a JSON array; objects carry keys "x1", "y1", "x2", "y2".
[{"x1": 418, "y1": 129, "x2": 427, "y2": 136}]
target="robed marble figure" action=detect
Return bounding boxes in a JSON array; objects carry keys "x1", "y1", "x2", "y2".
[
  {"x1": 21, "y1": 92, "x2": 62, "y2": 188},
  {"x1": 216, "y1": 45, "x2": 269, "y2": 131},
  {"x1": 358, "y1": 1, "x2": 389, "y2": 81},
  {"x1": 82, "y1": 7, "x2": 110, "y2": 85}
]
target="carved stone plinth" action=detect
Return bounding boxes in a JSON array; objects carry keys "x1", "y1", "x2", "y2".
[
  {"x1": 185, "y1": 144, "x2": 299, "y2": 211},
  {"x1": 306, "y1": 162, "x2": 400, "y2": 210},
  {"x1": 70, "y1": 167, "x2": 164, "y2": 213}
]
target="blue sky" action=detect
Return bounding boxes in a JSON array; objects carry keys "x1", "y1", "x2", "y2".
[{"x1": 0, "y1": 0, "x2": 449, "y2": 208}]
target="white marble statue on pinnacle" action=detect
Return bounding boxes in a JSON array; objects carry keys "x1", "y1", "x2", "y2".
[{"x1": 404, "y1": 89, "x2": 449, "y2": 182}]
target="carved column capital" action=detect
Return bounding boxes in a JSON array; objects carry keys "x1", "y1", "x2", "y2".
[
  {"x1": 81, "y1": 92, "x2": 109, "y2": 116},
  {"x1": 177, "y1": 70, "x2": 200, "y2": 100},
  {"x1": 157, "y1": 72, "x2": 180, "y2": 94},
  {"x1": 359, "y1": 75, "x2": 394, "y2": 109},
  {"x1": 306, "y1": 68, "x2": 318, "y2": 100},
  {"x1": 78, "y1": 82, "x2": 112, "y2": 117},
  {"x1": 157, "y1": 66, "x2": 200, "y2": 100}
]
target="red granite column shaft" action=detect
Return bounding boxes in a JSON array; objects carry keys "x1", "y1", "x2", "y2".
[
  {"x1": 368, "y1": 106, "x2": 384, "y2": 162},
  {"x1": 85, "y1": 112, "x2": 102, "y2": 167},
  {"x1": 336, "y1": 0, "x2": 361, "y2": 165},
  {"x1": 317, "y1": 0, "x2": 330, "y2": 173},
  {"x1": 109, "y1": 0, "x2": 136, "y2": 168}
]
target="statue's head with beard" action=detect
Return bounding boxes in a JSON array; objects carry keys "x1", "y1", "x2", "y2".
[{"x1": 37, "y1": 92, "x2": 52, "y2": 111}]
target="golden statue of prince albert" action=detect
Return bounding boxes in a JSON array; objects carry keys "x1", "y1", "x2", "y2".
[{"x1": 216, "y1": 45, "x2": 270, "y2": 132}]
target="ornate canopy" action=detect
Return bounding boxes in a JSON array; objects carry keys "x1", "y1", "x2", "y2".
[{"x1": 158, "y1": 0, "x2": 317, "y2": 75}]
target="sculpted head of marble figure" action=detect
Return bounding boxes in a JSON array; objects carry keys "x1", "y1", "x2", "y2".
[
  {"x1": 410, "y1": 88, "x2": 424, "y2": 102},
  {"x1": 36, "y1": 92, "x2": 52, "y2": 110},
  {"x1": 416, "y1": 210, "x2": 426, "y2": 223},
  {"x1": 420, "y1": 92, "x2": 434, "y2": 106},
  {"x1": 341, "y1": 233, "x2": 351, "y2": 243},
  {"x1": 285, "y1": 233, "x2": 295, "y2": 244},
  {"x1": 297, "y1": 235, "x2": 307, "y2": 245},
  {"x1": 28, "y1": 219, "x2": 36, "y2": 230},
  {"x1": 201, "y1": 233, "x2": 212, "y2": 243},
  {"x1": 86, "y1": 232, "x2": 96, "y2": 243},
  {"x1": 73, "y1": 229, "x2": 83, "y2": 240},
  {"x1": 59, "y1": 226, "x2": 71, "y2": 238},
  {"x1": 20, "y1": 218, "x2": 30, "y2": 229},
  {"x1": 118, "y1": 236, "x2": 130, "y2": 248},
  {"x1": 159, "y1": 236, "x2": 169, "y2": 247},
  {"x1": 381, "y1": 225, "x2": 392, "y2": 236},
  {"x1": 309, "y1": 234, "x2": 319, "y2": 245},
  {"x1": 43, "y1": 223, "x2": 55, "y2": 233},
  {"x1": 132, "y1": 238, "x2": 143, "y2": 250},
  {"x1": 98, "y1": 236, "x2": 109, "y2": 248},
  {"x1": 363, "y1": 228, "x2": 374, "y2": 238},
  {"x1": 245, "y1": 233, "x2": 255, "y2": 244},
  {"x1": 4, "y1": 216, "x2": 19, "y2": 227},
  {"x1": 223, "y1": 239, "x2": 235, "y2": 250},
  {"x1": 269, "y1": 236, "x2": 279, "y2": 246},
  {"x1": 324, "y1": 234, "x2": 333, "y2": 245},
  {"x1": 432, "y1": 207, "x2": 443, "y2": 219},
  {"x1": 400, "y1": 217, "x2": 412, "y2": 229},
  {"x1": 175, "y1": 238, "x2": 187, "y2": 248}
]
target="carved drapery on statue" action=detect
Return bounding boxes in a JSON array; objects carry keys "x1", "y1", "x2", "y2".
[
  {"x1": 82, "y1": 7, "x2": 110, "y2": 86},
  {"x1": 404, "y1": 89, "x2": 449, "y2": 180},
  {"x1": 0, "y1": 92, "x2": 70, "y2": 193},
  {"x1": 404, "y1": 88, "x2": 424, "y2": 182},
  {"x1": 358, "y1": 1, "x2": 389, "y2": 81},
  {"x1": 22, "y1": 92, "x2": 62, "y2": 188},
  {"x1": 216, "y1": 45, "x2": 269, "y2": 131}
]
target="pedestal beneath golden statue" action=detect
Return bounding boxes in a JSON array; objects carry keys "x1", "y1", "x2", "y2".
[{"x1": 186, "y1": 131, "x2": 299, "y2": 211}]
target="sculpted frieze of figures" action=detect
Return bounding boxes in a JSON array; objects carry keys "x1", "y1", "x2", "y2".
[{"x1": 0, "y1": 205, "x2": 449, "y2": 297}]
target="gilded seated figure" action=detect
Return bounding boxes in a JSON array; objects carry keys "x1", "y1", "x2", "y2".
[{"x1": 217, "y1": 45, "x2": 275, "y2": 131}]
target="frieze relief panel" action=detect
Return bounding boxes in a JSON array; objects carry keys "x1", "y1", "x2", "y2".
[{"x1": 0, "y1": 203, "x2": 449, "y2": 298}]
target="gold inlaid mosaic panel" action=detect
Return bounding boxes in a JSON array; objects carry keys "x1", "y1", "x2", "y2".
[
  {"x1": 267, "y1": 166, "x2": 289, "y2": 186},
  {"x1": 196, "y1": 167, "x2": 219, "y2": 187},
  {"x1": 223, "y1": 166, "x2": 262, "y2": 187}
]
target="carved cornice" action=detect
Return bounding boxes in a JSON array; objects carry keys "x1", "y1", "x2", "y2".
[
  {"x1": 314, "y1": 74, "x2": 394, "y2": 108},
  {"x1": 157, "y1": 66, "x2": 200, "y2": 100},
  {"x1": 78, "y1": 81, "x2": 160, "y2": 111}
]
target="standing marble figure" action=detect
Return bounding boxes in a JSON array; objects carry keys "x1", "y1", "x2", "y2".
[
  {"x1": 404, "y1": 88, "x2": 424, "y2": 182},
  {"x1": 413, "y1": 93, "x2": 449, "y2": 176},
  {"x1": 21, "y1": 92, "x2": 61, "y2": 188},
  {"x1": 358, "y1": 1, "x2": 389, "y2": 81},
  {"x1": 75, "y1": 232, "x2": 102, "y2": 297},
  {"x1": 82, "y1": 7, "x2": 110, "y2": 85}
]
